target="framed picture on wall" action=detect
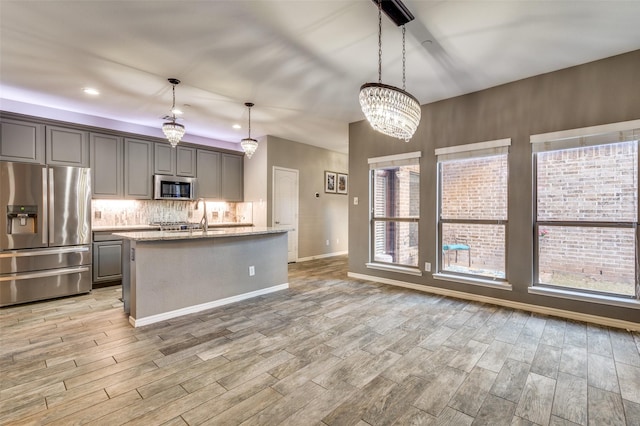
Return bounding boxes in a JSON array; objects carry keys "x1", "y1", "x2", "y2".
[
  {"x1": 325, "y1": 171, "x2": 336, "y2": 193},
  {"x1": 337, "y1": 173, "x2": 348, "y2": 194}
]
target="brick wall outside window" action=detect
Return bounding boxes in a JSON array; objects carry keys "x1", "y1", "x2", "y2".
[
  {"x1": 536, "y1": 141, "x2": 638, "y2": 295},
  {"x1": 440, "y1": 155, "x2": 507, "y2": 277},
  {"x1": 372, "y1": 165, "x2": 419, "y2": 267}
]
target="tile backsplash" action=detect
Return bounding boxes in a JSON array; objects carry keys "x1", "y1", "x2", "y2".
[{"x1": 92, "y1": 200, "x2": 253, "y2": 227}]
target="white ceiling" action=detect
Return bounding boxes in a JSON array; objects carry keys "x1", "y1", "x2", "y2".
[{"x1": 1, "y1": 1, "x2": 639, "y2": 154}]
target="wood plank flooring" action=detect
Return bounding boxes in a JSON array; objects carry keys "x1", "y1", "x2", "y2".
[{"x1": 1, "y1": 255, "x2": 639, "y2": 425}]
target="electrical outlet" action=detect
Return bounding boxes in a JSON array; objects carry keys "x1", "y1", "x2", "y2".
[
  {"x1": 94, "y1": 210, "x2": 102, "y2": 219},
  {"x1": 326, "y1": 240, "x2": 330, "y2": 246},
  {"x1": 424, "y1": 262, "x2": 431, "y2": 272},
  {"x1": 336, "y1": 238, "x2": 339, "y2": 244},
  {"x1": 249, "y1": 266, "x2": 255, "y2": 276}
]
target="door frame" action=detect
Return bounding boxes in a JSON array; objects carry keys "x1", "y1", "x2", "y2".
[{"x1": 272, "y1": 166, "x2": 299, "y2": 262}]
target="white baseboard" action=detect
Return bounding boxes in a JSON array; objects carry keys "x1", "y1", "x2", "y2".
[
  {"x1": 297, "y1": 251, "x2": 348, "y2": 262},
  {"x1": 348, "y1": 272, "x2": 640, "y2": 332},
  {"x1": 129, "y1": 283, "x2": 289, "y2": 328}
]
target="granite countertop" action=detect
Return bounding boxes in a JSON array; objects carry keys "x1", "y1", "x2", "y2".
[
  {"x1": 112, "y1": 226, "x2": 287, "y2": 241},
  {"x1": 93, "y1": 223, "x2": 253, "y2": 232},
  {"x1": 93, "y1": 225, "x2": 160, "y2": 232}
]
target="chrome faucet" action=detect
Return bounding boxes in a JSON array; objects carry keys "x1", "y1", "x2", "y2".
[{"x1": 195, "y1": 198, "x2": 208, "y2": 232}]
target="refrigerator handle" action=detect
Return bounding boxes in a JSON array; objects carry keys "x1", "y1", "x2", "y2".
[
  {"x1": 48, "y1": 168, "x2": 54, "y2": 243},
  {"x1": 42, "y1": 167, "x2": 48, "y2": 245},
  {"x1": 0, "y1": 266, "x2": 90, "y2": 282}
]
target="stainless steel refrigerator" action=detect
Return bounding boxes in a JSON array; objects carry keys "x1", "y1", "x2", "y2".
[{"x1": 0, "y1": 161, "x2": 92, "y2": 306}]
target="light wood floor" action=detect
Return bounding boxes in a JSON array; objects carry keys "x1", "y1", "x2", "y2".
[{"x1": 1, "y1": 255, "x2": 639, "y2": 425}]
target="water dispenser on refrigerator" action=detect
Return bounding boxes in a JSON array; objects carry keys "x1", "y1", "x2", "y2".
[{"x1": 6, "y1": 205, "x2": 38, "y2": 235}]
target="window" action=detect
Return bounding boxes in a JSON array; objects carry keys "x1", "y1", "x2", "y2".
[
  {"x1": 533, "y1": 123, "x2": 639, "y2": 299},
  {"x1": 436, "y1": 139, "x2": 510, "y2": 281},
  {"x1": 369, "y1": 152, "x2": 421, "y2": 270}
]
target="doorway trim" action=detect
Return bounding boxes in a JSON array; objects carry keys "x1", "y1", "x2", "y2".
[{"x1": 272, "y1": 166, "x2": 299, "y2": 262}]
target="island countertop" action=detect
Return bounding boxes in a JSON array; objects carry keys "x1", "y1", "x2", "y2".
[{"x1": 113, "y1": 226, "x2": 287, "y2": 241}]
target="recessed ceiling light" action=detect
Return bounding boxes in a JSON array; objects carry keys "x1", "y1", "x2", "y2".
[
  {"x1": 83, "y1": 87, "x2": 100, "y2": 95},
  {"x1": 232, "y1": 124, "x2": 241, "y2": 129}
]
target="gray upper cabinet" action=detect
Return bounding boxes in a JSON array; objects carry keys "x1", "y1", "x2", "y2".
[
  {"x1": 154, "y1": 143, "x2": 176, "y2": 176},
  {"x1": 155, "y1": 144, "x2": 195, "y2": 177},
  {"x1": 2, "y1": 115, "x2": 242, "y2": 202},
  {"x1": 90, "y1": 133, "x2": 123, "y2": 199},
  {"x1": 196, "y1": 149, "x2": 221, "y2": 199},
  {"x1": 46, "y1": 126, "x2": 89, "y2": 167},
  {"x1": 221, "y1": 153, "x2": 244, "y2": 201},
  {"x1": 124, "y1": 138, "x2": 153, "y2": 199},
  {"x1": 0, "y1": 118, "x2": 45, "y2": 164},
  {"x1": 176, "y1": 146, "x2": 196, "y2": 177}
]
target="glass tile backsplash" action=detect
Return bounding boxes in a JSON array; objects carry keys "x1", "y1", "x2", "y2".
[{"x1": 92, "y1": 199, "x2": 253, "y2": 227}]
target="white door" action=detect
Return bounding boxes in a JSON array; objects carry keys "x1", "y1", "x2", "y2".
[{"x1": 273, "y1": 167, "x2": 299, "y2": 262}]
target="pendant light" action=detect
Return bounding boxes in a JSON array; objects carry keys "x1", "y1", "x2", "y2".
[
  {"x1": 241, "y1": 102, "x2": 258, "y2": 159},
  {"x1": 162, "y1": 78, "x2": 185, "y2": 148},
  {"x1": 359, "y1": 0, "x2": 421, "y2": 142}
]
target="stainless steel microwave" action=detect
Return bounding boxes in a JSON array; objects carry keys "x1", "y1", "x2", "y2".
[{"x1": 153, "y1": 175, "x2": 196, "y2": 200}]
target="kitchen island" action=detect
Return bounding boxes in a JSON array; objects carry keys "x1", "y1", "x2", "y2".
[{"x1": 114, "y1": 227, "x2": 289, "y2": 327}]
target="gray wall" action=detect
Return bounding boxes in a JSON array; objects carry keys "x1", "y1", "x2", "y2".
[
  {"x1": 244, "y1": 135, "x2": 349, "y2": 260},
  {"x1": 348, "y1": 50, "x2": 640, "y2": 323}
]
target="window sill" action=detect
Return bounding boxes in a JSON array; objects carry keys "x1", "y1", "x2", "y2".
[
  {"x1": 529, "y1": 286, "x2": 640, "y2": 309},
  {"x1": 433, "y1": 273, "x2": 512, "y2": 291},
  {"x1": 366, "y1": 263, "x2": 423, "y2": 276}
]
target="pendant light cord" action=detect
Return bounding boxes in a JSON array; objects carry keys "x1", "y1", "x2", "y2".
[
  {"x1": 376, "y1": 1, "x2": 408, "y2": 90},
  {"x1": 402, "y1": 25, "x2": 406, "y2": 91},
  {"x1": 171, "y1": 84, "x2": 177, "y2": 121},
  {"x1": 377, "y1": 0, "x2": 382, "y2": 84},
  {"x1": 247, "y1": 105, "x2": 251, "y2": 138}
]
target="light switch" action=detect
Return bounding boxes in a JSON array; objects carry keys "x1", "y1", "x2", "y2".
[{"x1": 353, "y1": 197, "x2": 359, "y2": 205}]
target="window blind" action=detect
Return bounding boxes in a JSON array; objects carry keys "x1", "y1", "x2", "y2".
[
  {"x1": 435, "y1": 138, "x2": 511, "y2": 161},
  {"x1": 531, "y1": 119, "x2": 640, "y2": 153},
  {"x1": 368, "y1": 151, "x2": 421, "y2": 169}
]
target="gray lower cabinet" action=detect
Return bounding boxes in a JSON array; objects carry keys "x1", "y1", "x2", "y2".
[
  {"x1": 46, "y1": 126, "x2": 89, "y2": 167},
  {"x1": 91, "y1": 133, "x2": 123, "y2": 198},
  {"x1": 93, "y1": 239, "x2": 123, "y2": 284},
  {"x1": 0, "y1": 118, "x2": 45, "y2": 163},
  {"x1": 221, "y1": 153, "x2": 243, "y2": 201},
  {"x1": 196, "y1": 149, "x2": 221, "y2": 198},
  {"x1": 93, "y1": 231, "x2": 124, "y2": 284},
  {"x1": 124, "y1": 138, "x2": 153, "y2": 199}
]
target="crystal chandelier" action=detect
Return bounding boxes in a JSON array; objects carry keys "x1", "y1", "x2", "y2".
[
  {"x1": 241, "y1": 102, "x2": 258, "y2": 159},
  {"x1": 162, "y1": 78, "x2": 185, "y2": 148},
  {"x1": 359, "y1": 1, "x2": 421, "y2": 142}
]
